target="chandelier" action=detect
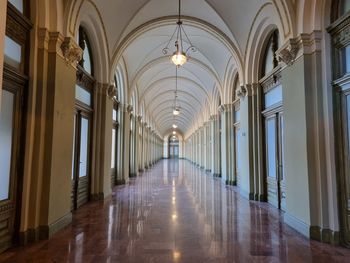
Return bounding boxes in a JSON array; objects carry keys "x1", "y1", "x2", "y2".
[
  {"x1": 173, "y1": 67, "x2": 181, "y2": 116},
  {"x1": 162, "y1": 0, "x2": 197, "y2": 67}
]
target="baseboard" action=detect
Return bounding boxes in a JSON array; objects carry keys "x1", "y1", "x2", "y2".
[
  {"x1": 20, "y1": 213, "x2": 72, "y2": 245},
  {"x1": 284, "y1": 212, "x2": 310, "y2": 238},
  {"x1": 90, "y1": 192, "x2": 104, "y2": 201},
  {"x1": 310, "y1": 226, "x2": 340, "y2": 245},
  {"x1": 236, "y1": 187, "x2": 251, "y2": 200},
  {"x1": 116, "y1": 179, "x2": 126, "y2": 185},
  {"x1": 19, "y1": 227, "x2": 40, "y2": 245},
  {"x1": 47, "y1": 213, "x2": 72, "y2": 238},
  {"x1": 129, "y1": 173, "x2": 137, "y2": 178}
]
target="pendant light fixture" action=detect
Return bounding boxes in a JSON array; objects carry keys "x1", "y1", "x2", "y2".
[
  {"x1": 162, "y1": 0, "x2": 197, "y2": 67},
  {"x1": 173, "y1": 66, "x2": 181, "y2": 116}
]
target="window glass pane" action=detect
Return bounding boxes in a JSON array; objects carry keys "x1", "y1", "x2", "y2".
[
  {"x1": 264, "y1": 41, "x2": 274, "y2": 76},
  {"x1": 79, "y1": 118, "x2": 89, "y2": 177},
  {"x1": 72, "y1": 116, "x2": 76, "y2": 179},
  {"x1": 235, "y1": 128, "x2": 240, "y2": 173},
  {"x1": 83, "y1": 40, "x2": 92, "y2": 75},
  {"x1": 265, "y1": 85, "x2": 283, "y2": 108},
  {"x1": 0, "y1": 90, "x2": 14, "y2": 200},
  {"x1": 280, "y1": 115, "x2": 285, "y2": 180},
  {"x1": 4, "y1": 36, "x2": 22, "y2": 70},
  {"x1": 75, "y1": 85, "x2": 91, "y2": 106},
  {"x1": 343, "y1": 45, "x2": 350, "y2": 74},
  {"x1": 8, "y1": 0, "x2": 23, "y2": 13},
  {"x1": 266, "y1": 118, "x2": 277, "y2": 178},
  {"x1": 111, "y1": 128, "x2": 116, "y2": 168},
  {"x1": 113, "y1": 109, "x2": 117, "y2": 122},
  {"x1": 347, "y1": 95, "x2": 350, "y2": 150},
  {"x1": 235, "y1": 110, "x2": 240, "y2": 123},
  {"x1": 341, "y1": 0, "x2": 350, "y2": 16}
]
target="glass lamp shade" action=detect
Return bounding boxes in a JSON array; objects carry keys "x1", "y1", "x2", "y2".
[
  {"x1": 171, "y1": 51, "x2": 187, "y2": 66},
  {"x1": 173, "y1": 108, "x2": 180, "y2": 115},
  {"x1": 172, "y1": 124, "x2": 178, "y2": 129},
  {"x1": 173, "y1": 131, "x2": 176, "y2": 135}
]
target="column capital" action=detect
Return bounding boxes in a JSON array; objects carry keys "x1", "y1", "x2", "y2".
[
  {"x1": 276, "y1": 31, "x2": 322, "y2": 67},
  {"x1": 218, "y1": 104, "x2": 232, "y2": 113},
  {"x1": 107, "y1": 84, "x2": 119, "y2": 103},
  {"x1": 60, "y1": 37, "x2": 83, "y2": 67},
  {"x1": 209, "y1": 114, "x2": 219, "y2": 121}
]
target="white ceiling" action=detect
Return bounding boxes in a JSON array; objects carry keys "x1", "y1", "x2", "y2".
[{"x1": 86, "y1": 0, "x2": 287, "y2": 136}]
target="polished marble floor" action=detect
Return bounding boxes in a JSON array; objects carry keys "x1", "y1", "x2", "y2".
[{"x1": 1, "y1": 159, "x2": 350, "y2": 262}]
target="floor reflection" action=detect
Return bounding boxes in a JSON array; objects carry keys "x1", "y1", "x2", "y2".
[{"x1": 1, "y1": 159, "x2": 350, "y2": 262}]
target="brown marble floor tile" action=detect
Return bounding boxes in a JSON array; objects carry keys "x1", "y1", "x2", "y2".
[{"x1": 1, "y1": 160, "x2": 350, "y2": 262}]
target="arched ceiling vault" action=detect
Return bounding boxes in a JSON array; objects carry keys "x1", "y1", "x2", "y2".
[
  {"x1": 117, "y1": 12, "x2": 239, "y2": 136},
  {"x1": 69, "y1": 0, "x2": 295, "y2": 137}
]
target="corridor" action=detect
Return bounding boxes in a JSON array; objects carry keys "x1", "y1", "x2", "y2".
[{"x1": 0, "y1": 160, "x2": 349, "y2": 262}]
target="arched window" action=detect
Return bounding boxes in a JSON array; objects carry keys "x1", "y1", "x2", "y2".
[
  {"x1": 260, "y1": 29, "x2": 285, "y2": 211},
  {"x1": 78, "y1": 26, "x2": 93, "y2": 76},
  {"x1": 262, "y1": 30, "x2": 279, "y2": 77},
  {"x1": 71, "y1": 26, "x2": 95, "y2": 211}
]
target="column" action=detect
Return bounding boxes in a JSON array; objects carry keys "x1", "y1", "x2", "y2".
[
  {"x1": 90, "y1": 83, "x2": 114, "y2": 200},
  {"x1": 119, "y1": 104, "x2": 132, "y2": 183},
  {"x1": 219, "y1": 104, "x2": 234, "y2": 185},
  {"x1": 211, "y1": 115, "x2": 221, "y2": 177},
  {"x1": 140, "y1": 121, "x2": 145, "y2": 172},
  {"x1": 205, "y1": 121, "x2": 211, "y2": 172},
  {"x1": 22, "y1": 31, "x2": 81, "y2": 239},
  {"x1": 200, "y1": 126, "x2": 205, "y2": 169}
]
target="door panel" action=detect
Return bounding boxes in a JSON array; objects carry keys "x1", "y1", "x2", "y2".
[
  {"x1": 266, "y1": 117, "x2": 279, "y2": 208},
  {"x1": 0, "y1": 90, "x2": 14, "y2": 201},
  {"x1": 0, "y1": 84, "x2": 22, "y2": 253},
  {"x1": 265, "y1": 112, "x2": 285, "y2": 210},
  {"x1": 278, "y1": 114, "x2": 286, "y2": 211},
  {"x1": 71, "y1": 113, "x2": 91, "y2": 210},
  {"x1": 345, "y1": 94, "x2": 350, "y2": 234}
]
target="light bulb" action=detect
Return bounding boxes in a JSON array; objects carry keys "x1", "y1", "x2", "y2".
[
  {"x1": 172, "y1": 124, "x2": 178, "y2": 129},
  {"x1": 171, "y1": 51, "x2": 187, "y2": 66},
  {"x1": 173, "y1": 108, "x2": 180, "y2": 115}
]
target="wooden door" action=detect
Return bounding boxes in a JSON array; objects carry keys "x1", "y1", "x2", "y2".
[
  {"x1": 71, "y1": 111, "x2": 91, "y2": 210},
  {"x1": 339, "y1": 88, "x2": 350, "y2": 244},
  {"x1": 265, "y1": 111, "x2": 285, "y2": 210},
  {"x1": 0, "y1": 69, "x2": 25, "y2": 253}
]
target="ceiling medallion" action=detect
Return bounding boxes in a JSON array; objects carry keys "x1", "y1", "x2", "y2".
[{"x1": 162, "y1": 0, "x2": 197, "y2": 67}]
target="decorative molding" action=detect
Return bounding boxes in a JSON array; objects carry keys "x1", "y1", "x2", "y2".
[
  {"x1": 260, "y1": 69, "x2": 281, "y2": 92},
  {"x1": 284, "y1": 212, "x2": 310, "y2": 238},
  {"x1": 61, "y1": 37, "x2": 83, "y2": 66},
  {"x1": 127, "y1": 104, "x2": 133, "y2": 114},
  {"x1": 218, "y1": 104, "x2": 231, "y2": 113},
  {"x1": 76, "y1": 66, "x2": 95, "y2": 89},
  {"x1": 236, "y1": 85, "x2": 248, "y2": 100},
  {"x1": 328, "y1": 13, "x2": 350, "y2": 48},
  {"x1": 107, "y1": 84, "x2": 119, "y2": 102},
  {"x1": 276, "y1": 38, "x2": 299, "y2": 66}
]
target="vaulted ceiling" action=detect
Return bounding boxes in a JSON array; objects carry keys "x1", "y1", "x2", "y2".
[{"x1": 78, "y1": 0, "x2": 294, "y2": 137}]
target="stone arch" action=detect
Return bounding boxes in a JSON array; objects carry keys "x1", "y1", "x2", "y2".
[
  {"x1": 245, "y1": 3, "x2": 286, "y2": 84},
  {"x1": 70, "y1": 2, "x2": 110, "y2": 84}
]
